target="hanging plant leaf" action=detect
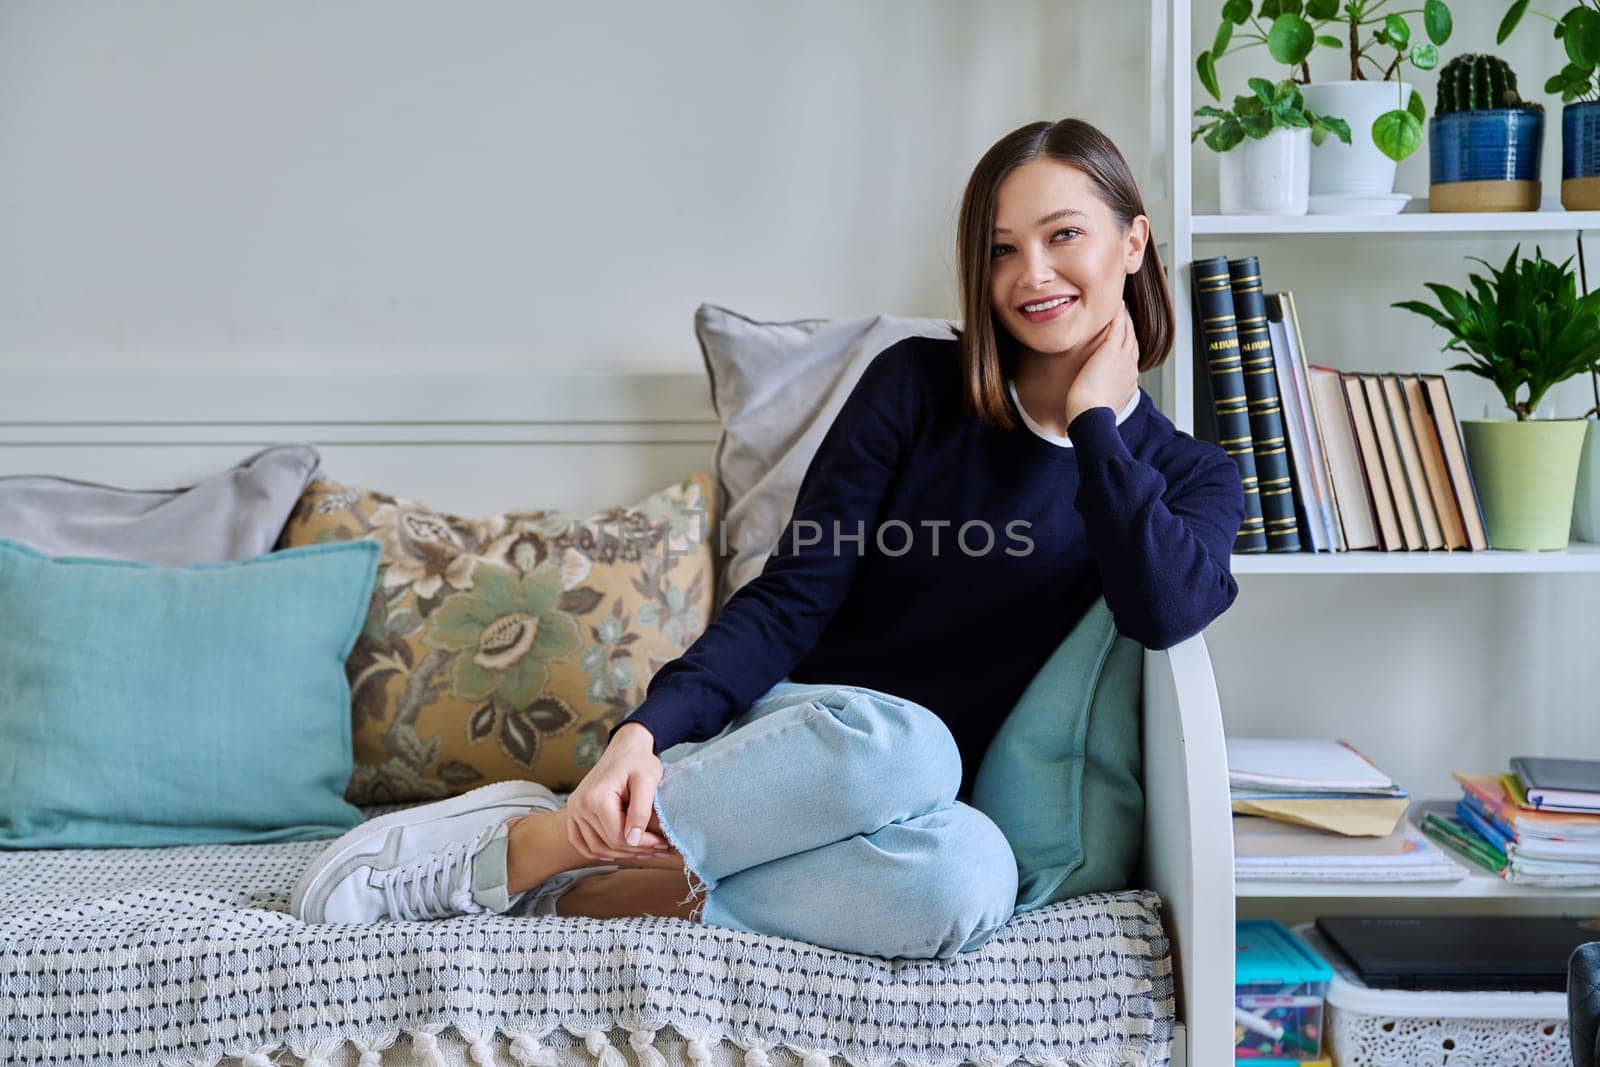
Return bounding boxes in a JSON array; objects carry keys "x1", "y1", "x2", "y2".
[
  {"x1": 1372, "y1": 108, "x2": 1423, "y2": 162},
  {"x1": 1498, "y1": 0, "x2": 1529, "y2": 44},
  {"x1": 1267, "y1": 14, "x2": 1314, "y2": 66},
  {"x1": 1423, "y1": 0, "x2": 1452, "y2": 45}
]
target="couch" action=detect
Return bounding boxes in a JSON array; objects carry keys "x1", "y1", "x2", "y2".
[{"x1": 0, "y1": 366, "x2": 1237, "y2": 1066}]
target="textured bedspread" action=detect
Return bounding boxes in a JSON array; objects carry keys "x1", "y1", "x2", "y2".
[{"x1": 0, "y1": 810, "x2": 1173, "y2": 1067}]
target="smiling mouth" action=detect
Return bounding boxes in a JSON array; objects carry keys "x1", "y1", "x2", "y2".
[{"x1": 1018, "y1": 295, "x2": 1077, "y2": 322}]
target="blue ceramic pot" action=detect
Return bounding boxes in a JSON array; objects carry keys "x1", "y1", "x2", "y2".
[
  {"x1": 1563, "y1": 101, "x2": 1600, "y2": 208},
  {"x1": 1563, "y1": 101, "x2": 1600, "y2": 180},
  {"x1": 1430, "y1": 109, "x2": 1544, "y2": 184}
]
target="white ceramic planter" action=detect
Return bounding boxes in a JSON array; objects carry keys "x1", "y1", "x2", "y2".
[
  {"x1": 1300, "y1": 80, "x2": 1414, "y2": 198},
  {"x1": 1572, "y1": 418, "x2": 1600, "y2": 542},
  {"x1": 1219, "y1": 127, "x2": 1310, "y2": 215}
]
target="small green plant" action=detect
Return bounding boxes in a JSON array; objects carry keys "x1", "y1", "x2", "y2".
[
  {"x1": 1201, "y1": 0, "x2": 1454, "y2": 161},
  {"x1": 1497, "y1": 0, "x2": 1600, "y2": 103},
  {"x1": 1435, "y1": 53, "x2": 1544, "y2": 114},
  {"x1": 1193, "y1": 77, "x2": 1352, "y2": 151},
  {"x1": 1393, "y1": 245, "x2": 1600, "y2": 420}
]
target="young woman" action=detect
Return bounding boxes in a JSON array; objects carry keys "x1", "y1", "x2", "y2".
[{"x1": 291, "y1": 118, "x2": 1244, "y2": 960}]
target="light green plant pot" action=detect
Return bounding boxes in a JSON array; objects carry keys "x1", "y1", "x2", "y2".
[
  {"x1": 1460, "y1": 418, "x2": 1588, "y2": 550},
  {"x1": 1572, "y1": 419, "x2": 1600, "y2": 543}
]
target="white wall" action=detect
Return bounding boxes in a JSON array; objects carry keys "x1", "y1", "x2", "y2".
[
  {"x1": 0, "y1": 0, "x2": 1592, "y2": 800},
  {"x1": 0, "y1": 0, "x2": 1142, "y2": 372},
  {"x1": 1186, "y1": 4, "x2": 1600, "y2": 800}
]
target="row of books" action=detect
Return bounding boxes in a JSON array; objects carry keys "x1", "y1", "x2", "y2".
[
  {"x1": 1228, "y1": 738, "x2": 1466, "y2": 883},
  {"x1": 1192, "y1": 256, "x2": 1489, "y2": 553},
  {"x1": 1418, "y1": 761, "x2": 1600, "y2": 887}
]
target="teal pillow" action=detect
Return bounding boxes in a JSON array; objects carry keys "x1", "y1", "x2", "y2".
[
  {"x1": 0, "y1": 536, "x2": 379, "y2": 848},
  {"x1": 970, "y1": 596, "x2": 1144, "y2": 914}
]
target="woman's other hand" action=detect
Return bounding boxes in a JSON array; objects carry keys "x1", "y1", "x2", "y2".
[
  {"x1": 565, "y1": 722, "x2": 674, "y2": 862},
  {"x1": 1065, "y1": 301, "x2": 1140, "y2": 426}
]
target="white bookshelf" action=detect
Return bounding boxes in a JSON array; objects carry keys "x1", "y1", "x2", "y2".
[
  {"x1": 1151, "y1": 1, "x2": 1598, "y2": 1058},
  {"x1": 1236, "y1": 872, "x2": 1600, "y2": 898},
  {"x1": 1192, "y1": 204, "x2": 1600, "y2": 236},
  {"x1": 1231, "y1": 544, "x2": 1600, "y2": 574}
]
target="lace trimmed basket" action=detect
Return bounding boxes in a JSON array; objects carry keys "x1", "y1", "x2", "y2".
[{"x1": 1296, "y1": 924, "x2": 1570, "y2": 1067}]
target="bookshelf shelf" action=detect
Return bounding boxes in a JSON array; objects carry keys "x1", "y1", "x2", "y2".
[
  {"x1": 1230, "y1": 544, "x2": 1600, "y2": 575},
  {"x1": 1236, "y1": 872, "x2": 1600, "y2": 899},
  {"x1": 1191, "y1": 205, "x2": 1600, "y2": 238}
]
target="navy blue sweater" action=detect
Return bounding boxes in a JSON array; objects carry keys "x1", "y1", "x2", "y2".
[{"x1": 614, "y1": 335, "x2": 1245, "y2": 797}]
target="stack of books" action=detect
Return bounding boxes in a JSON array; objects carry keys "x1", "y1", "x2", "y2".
[
  {"x1": 1417, "y1": 760, "x2": 1600, "y2": 887},
  {"x1": 1229, "y1": 738, "x2": 1465, "y2": 883},
  {"x1": 1192, "y1": 255, "x2": 1488, "y2": 554}
]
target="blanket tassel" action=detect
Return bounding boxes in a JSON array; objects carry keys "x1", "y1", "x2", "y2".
[
  {"x1": 349, "y1": 1030, "x2": 401, "y2": 1066},
  {"x1": 409, "y1": 1026, "x2": 450, "y2": 1067},
  {"x1": 626, "y1": 1027, "x2": 669, "y2": 1067},
  {"x1": 506, "y1": 1028, "x2": 560, "y2": 1067},
  {"x1": 580, "y1": 1026, "x2": 629, "y2": 1067},
  {"x1": 460, "y1": 1025, "x2": 502, "y2": 1066},
  {"x1": 684, "y1": 1032, "x2": 715, "y2": 1067}
]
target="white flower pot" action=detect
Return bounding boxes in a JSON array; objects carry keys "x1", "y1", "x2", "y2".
[
  {"x1": 1301, "y1": 80, "x2": 1414, "y2": 198},
  {"x1": 1218, "y1": 127, "x2": 1311, "y2": 215}
]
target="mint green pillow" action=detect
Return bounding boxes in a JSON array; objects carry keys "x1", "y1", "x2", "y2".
[
  {"x1": 970, "y1": 596, "x2": 1144, "y2": 914},
  {"x1": 0, "y1": 536, "x2": 379, "y2": 848}
]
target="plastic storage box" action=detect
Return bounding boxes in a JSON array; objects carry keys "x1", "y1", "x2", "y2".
[
  {"x1": 1236, "y1": 919, "x2": 1334, "y2": 1062},
  {"x1": 1295, "y1": 923, "x2": 1570, "y2": 1066}
]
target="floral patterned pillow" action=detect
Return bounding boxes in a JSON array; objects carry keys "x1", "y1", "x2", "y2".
[{"x1": 277, "y1": 473, "x2": 715, "y2": 803}]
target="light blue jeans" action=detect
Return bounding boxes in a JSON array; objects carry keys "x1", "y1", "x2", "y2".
[{"x1": 649, "y1": 678, "x2": 1019, "y2": 960}]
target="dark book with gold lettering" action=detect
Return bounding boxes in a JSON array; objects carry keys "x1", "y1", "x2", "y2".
[
  {"x1": 1191, "y1": 256, "x2": 1267, "y2": 553},
  {"x1": 1228, "y1": 257, "x2": 1301, "y2": 552}
]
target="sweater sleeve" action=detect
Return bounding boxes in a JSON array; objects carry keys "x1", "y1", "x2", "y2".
[
  {"x1": 609, "y1": 343, "x2": 917, "y2": 754},
  {"x1": 1067, "y1": 402, "x2": 1244, "y2": 650}
]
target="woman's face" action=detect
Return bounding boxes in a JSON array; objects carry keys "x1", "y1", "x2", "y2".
[{"x1": 988, "y1": 159, "x2": 1148, "y2": 361}]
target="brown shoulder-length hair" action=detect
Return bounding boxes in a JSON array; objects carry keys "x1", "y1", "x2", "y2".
[{"x1": 953, "y1": 118, "x2": 1174, "y2": 429}]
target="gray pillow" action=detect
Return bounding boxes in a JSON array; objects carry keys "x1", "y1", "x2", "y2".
[
  {"x1": 694, "y1": 303, "x2": 955, "y2": 611},
  {"x1": 0, "y1": 444, "x2": 321, "y2": 565}
]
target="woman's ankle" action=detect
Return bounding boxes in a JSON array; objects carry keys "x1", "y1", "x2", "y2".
[{"x1": 504, "y1": 808, "x2": 585, "y2": 894}]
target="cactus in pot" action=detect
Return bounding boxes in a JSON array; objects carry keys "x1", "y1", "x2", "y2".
[
  {"x1": 1428, "y1": 53, "x2": 1545, "y2": 211},
  {"x1": 1436, "y1": 53, "x2": 1539, "y2": 114}
]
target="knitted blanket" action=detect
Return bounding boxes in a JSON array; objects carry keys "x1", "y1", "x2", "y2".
[{"x1": 0, "y1": 813, "x2": 1173, "y2": 1067}]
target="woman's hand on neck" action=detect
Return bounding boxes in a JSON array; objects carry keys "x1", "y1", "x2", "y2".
[{"x1": 1013, "y1": 303, "x2": 1140, "y2": 436}]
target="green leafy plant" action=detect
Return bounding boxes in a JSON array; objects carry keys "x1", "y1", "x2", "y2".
[
  {"x1": 1193, "y1": 77, "x2": 1352, "y2": 151},
  {"x1": 1393, "y1": 245, "x2": 1600, "y2": 419},
  {"x1": 1201, "y1": 0, "x2": 1454, "y2": 161},
  {"x1": 1497, "y1": 0, "x2": 1600, "y2": 103}
]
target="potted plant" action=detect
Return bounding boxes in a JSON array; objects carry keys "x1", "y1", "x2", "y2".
[
  {"x1": 1194, "y1": 77, "x2": 1351, "y2": 214},
  {"x1": 1394, "y1": 245, "x2": 1600, "y2": 550},
  {"x1": 1202, "y1": 0, "x2": 1453, "y2": 213},
  {"x1": 1429, "y1": 54, "x2": 1545, "y2": 212},
  {"x1": 1497, "y1": 0, "x2": 1600, "y2": 209}
]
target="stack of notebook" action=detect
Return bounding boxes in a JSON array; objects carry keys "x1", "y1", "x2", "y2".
[
  {"x1": 1416, "y1": 760, "x2": 1600, "y2": 887},
  {"x1": 1229, "y1": 738, "x2": 1465, "y2": 883}
]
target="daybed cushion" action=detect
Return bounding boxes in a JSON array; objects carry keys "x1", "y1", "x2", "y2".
[
  {"x1": 971, "y1": 595, "x2": 1145, "y2": 914},
  {"x1": 0, "y1": 537, "x2": 378, "y2": 849},
  {"x1": 0, "y1": 444, "x2": 321, "y2": 565},
  {"x1": 277, "y1": 474, "x2": 719, "y2": 805},
  {"x1": 694, "y1": 303, "x2": 955, "y2": 611},
  {"x1": 0, "y1": 801, "x2": 1175, "y2": 1067}
]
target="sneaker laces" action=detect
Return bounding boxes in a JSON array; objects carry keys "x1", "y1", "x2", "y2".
[{"x1": 378, "y1": 826, "x2": 492, "y2": 921}]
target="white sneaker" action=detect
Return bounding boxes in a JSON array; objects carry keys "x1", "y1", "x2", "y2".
[
  {"x1": 507, "y1": 864, "x2": 623, "y2": 918},
  {"x1": 291, "y1": 780, "x2": 559, "y2": 924}
]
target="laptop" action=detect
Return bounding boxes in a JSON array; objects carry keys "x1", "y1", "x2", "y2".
[{"x1": 1314, "y1": 915, "x2": 1600, "y2": 992}]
